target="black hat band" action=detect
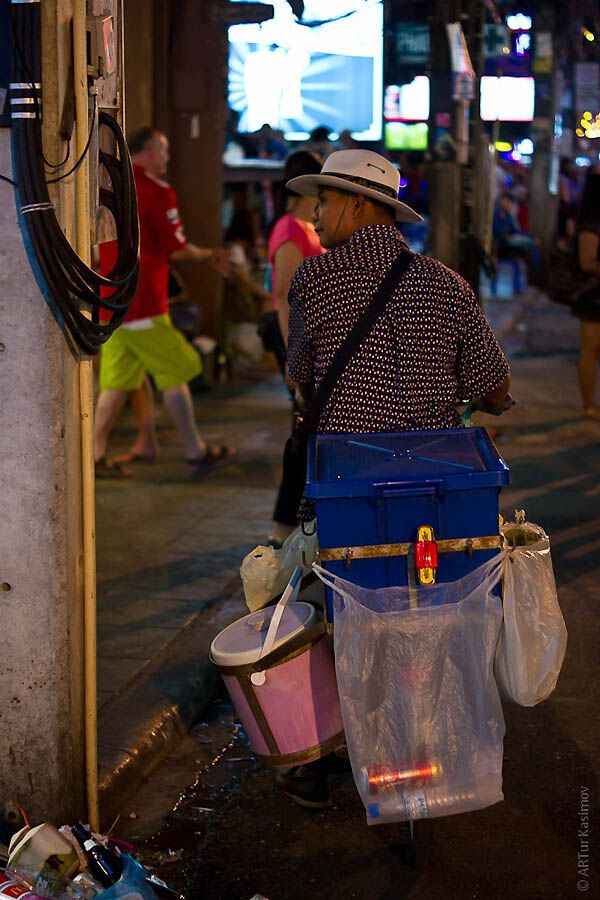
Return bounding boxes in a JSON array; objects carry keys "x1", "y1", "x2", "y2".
[{"x1": 324, "y1": 172, "x2": 399, "y2": 201}]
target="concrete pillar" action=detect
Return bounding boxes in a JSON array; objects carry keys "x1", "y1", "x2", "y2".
[
  {"x1": 529, "y1": 5, "x2": 558, "y2": 266},
  {"x1": 429, "y1": 161, "x2": 462, "y2": 269},
  {"x1": 0, "y1": 1, "x2": 85, "y2": 820},
  {"x1": 123, "y1": 0, "x2": 154, "y2": 134},
  {"x1": 169, "y1": 0, "x2": 227, "y2": 340},
  {"x1": 427, "y1": 0, "x2": 462, "y2": 272}
]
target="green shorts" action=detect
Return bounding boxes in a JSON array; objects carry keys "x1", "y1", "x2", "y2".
[{"x1": 99, "y1": 314, "x2": 202, "y2": 392}]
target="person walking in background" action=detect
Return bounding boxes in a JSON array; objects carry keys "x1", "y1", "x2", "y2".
[
  {"x1": 573, "y1": 169, "x2": 600, "y2": 420},
  {"x1": 266, "y1": 150, "x2": 325, "y2": 546},
  {"x1": 94, "y1": 126, "x2": 234, "y2": 476}
]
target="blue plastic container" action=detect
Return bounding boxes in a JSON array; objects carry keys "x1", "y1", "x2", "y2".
[{"x1": 306, "y1": 428, "x2": 510, "y2": 620}]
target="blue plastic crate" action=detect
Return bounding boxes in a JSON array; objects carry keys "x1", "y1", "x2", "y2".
[{"x1": 306, "y1": 428, "x2": 510, "y2": 621}]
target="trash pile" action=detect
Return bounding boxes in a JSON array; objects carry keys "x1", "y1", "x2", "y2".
[{"x1": 0, "y1": 816, "x2": 184, "y2": 900}]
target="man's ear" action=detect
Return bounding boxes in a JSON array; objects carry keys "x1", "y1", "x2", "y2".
[{"x1": 352, "y1": 195, "x2": 365, "y2": 218}]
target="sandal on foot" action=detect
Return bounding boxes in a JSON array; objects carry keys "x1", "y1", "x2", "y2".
[
  {"x1": 110, "y1": 450, "x2": 158, "y2": 465},
  {"x1": 95, "y1": 457, "x2": 133, "y2": 478},
  {"x1": 188, "y1": 445, "x2": 236, "y2": 476}
]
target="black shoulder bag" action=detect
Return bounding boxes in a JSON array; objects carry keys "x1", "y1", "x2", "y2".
[{"x1": 278, "y1": 251, "x2": 415, "y2": 524}]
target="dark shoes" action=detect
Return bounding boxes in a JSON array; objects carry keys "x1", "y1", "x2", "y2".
[
  {"x1": 275, "y1": 752, "x2": 352, "y2": 809},
  {"x1": 275, "y1": 765, "x2": 331, "y2": 809}
]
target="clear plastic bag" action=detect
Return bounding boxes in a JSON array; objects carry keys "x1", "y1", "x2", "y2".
[
  {"x1": 314, "y1": 557, "x2": 506, "y2": 825},
  {"x1": 495, "y1": 520, "x2": 567, "y2": 706},
  {"x1": 240, "y1": 525, "x2": 318, "y2": 612}
]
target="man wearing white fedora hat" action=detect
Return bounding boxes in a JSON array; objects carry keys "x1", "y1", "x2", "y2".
[
  {"x1": 286, "y1": 148, "x2": 510, "y2": 440},
  {"x1": 276, "y1": 149, "x2": 511, "y2": 807}
]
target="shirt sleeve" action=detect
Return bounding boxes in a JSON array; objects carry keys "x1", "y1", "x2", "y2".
[
  {"x1": 456, "y1": 280, "x2": 510, "y2": 398},
  {"x1": 152, "y1": 186, "x2": 188, "y2": 256},
  {"x1": 287, "y1": 265, "x2": 314, "y2": 385}
]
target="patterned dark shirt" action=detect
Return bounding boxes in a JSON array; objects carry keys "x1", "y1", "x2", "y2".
[{"x1": 287, "y1": 224, "x2": 509, "y2": 434}]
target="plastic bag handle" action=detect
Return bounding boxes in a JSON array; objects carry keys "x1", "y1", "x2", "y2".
[{"x1": 251, "y1": 566, "x2": 303, "y2": 686}]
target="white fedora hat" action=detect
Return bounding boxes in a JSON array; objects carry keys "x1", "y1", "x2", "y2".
[{"x1": 286, "y1": 149, "x2": 422, "y2": 223}]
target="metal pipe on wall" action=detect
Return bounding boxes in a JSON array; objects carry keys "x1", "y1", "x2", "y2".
[{"x1": 72, "y1": 0, "x2": 99, "y2": 831}]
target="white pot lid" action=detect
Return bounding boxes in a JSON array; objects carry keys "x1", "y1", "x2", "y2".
[{"x1": 211, "y1": 601, "x2": 317, "y2": 667}]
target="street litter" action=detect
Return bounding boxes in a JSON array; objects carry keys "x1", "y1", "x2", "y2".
[
  {"x1": 0, "y1": 815, "x2": 185, "y2": 899},
  {"x1": 159, "y1": 850, "x2": 183, "y2": 864}
]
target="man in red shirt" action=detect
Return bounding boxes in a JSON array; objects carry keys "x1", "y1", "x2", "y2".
[{"x1": 94, "y1": 127, "x2": 233, "y2": 474}]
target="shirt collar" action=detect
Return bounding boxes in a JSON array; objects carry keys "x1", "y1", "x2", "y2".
[{"x1": 337, "y1": 224, "x2": 410, "y2": 269}]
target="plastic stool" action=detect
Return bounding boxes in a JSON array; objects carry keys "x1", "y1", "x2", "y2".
[{"x1": 490, "y1": 258, "x2": 522, "y2": 297}]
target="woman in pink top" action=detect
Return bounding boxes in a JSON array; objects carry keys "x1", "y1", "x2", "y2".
[
  {"x1": 267, "y1": 151, "x2": 324, "y2": 545},
  {"x1": 268, "y1": 151, "x2": 324, "y2": 347}
]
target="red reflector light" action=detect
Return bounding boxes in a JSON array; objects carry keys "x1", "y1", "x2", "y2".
[{"x1": 415, "y1": 540, "x2": 438, "y2": 569}]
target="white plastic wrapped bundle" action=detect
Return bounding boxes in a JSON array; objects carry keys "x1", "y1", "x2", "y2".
[
  {"x1": 240, "y1": 525, "x2": 318, "y2": 612},
  {"x1": 495, "y1": 518, "x2": 567, "y2": 706}
]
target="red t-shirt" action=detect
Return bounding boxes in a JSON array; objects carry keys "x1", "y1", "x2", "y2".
[
  {"x1": 100, "y1": 164, "x2": 187, "y2": 322},
  {"x1": 268, "y1": 213, "x2": 324, "y2": 308}
]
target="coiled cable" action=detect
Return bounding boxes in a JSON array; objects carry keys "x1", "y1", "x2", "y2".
[{"x1": 9, "y1": 0, "x2": 139, "y2": 355}]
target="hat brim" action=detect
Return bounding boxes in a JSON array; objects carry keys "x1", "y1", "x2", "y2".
[{"x1": 286, "y1": 174, "x2": 423, "y2": 223}]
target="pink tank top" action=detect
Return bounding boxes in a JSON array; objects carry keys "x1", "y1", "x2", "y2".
[{"x1": 268, "y1": 213, "x2": 324, "y2": 308}]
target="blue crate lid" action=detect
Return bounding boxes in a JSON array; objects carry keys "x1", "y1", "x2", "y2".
[{"x1": 306, "y1": 428, "x2": 509, "y2": 499}]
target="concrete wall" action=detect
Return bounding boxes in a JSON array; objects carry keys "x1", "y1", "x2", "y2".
[{"x1": 0, "y1": 0, "x2": 85, "y2": 820}]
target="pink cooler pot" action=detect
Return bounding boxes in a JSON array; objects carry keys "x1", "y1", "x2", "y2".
[{"x1": 211, "y1": 601, "x2": 344, "y2": 767}]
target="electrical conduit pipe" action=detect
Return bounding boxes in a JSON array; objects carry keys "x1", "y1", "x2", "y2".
[{"x1": 72, "y1": 0, "x2": 99, "y2": 830}]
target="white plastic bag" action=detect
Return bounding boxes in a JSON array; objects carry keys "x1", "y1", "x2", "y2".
[
  {"x1": 495, "y1": 523, "x2": 567, "y2": 706},
  {"x1": 240, "y1": 525, "x2": 318, "y2": 612},
  {"x1": 314, "y1": 557, "x2": 506, "y2": 825}
]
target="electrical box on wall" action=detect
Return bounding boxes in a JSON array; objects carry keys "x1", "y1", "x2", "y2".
[
  {"x1": 87, "y1": 0, "x2": 119, "y2": 110},
  {"x1": 86, "y1": 0, "x2": 123, "y2": 244},
  {"x1": 0, "y1": 0, "x2": 11, "y2": 127}
]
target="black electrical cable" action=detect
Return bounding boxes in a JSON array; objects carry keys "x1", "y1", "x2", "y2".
[
  {"x1": 46, "y1": 95, "x2": 96, "y2": 184},
  {"x1": 9, "y1": 5, "x2": 72, "y2": 172},
  {"x1": 10, "y1": 0, "x2": 139, "y2": 355},
  {"x1": 44, "y1": 141, "x2": 71, "y2": 169},
  {"x1": 0, "y1": 174, "x2": 17, "y2": 186}
]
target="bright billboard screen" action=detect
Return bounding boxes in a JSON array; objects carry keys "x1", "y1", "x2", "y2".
[
  {"x1": 480, "y1": 76, "x2": 535, "y2": 122},
  {"x1": 228, "y1": 0, "x2": 383, "y2": 141}
]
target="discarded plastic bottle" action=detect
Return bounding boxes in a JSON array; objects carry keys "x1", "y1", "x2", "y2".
[{"x1": 71, "y1": 824, "x2": 123, "y2": 888}]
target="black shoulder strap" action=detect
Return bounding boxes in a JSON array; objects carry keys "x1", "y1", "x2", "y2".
[{"x1": 300, "y1": 251, "x2": 414, "y2": 435}]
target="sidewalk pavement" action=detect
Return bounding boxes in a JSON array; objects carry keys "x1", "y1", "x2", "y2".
[
  {"x1": 95, "y1": 273, "x2": 595, "y2": 827},
  {"x1": 95, "y1": 372, "x2": 292, "y2": 825}
]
